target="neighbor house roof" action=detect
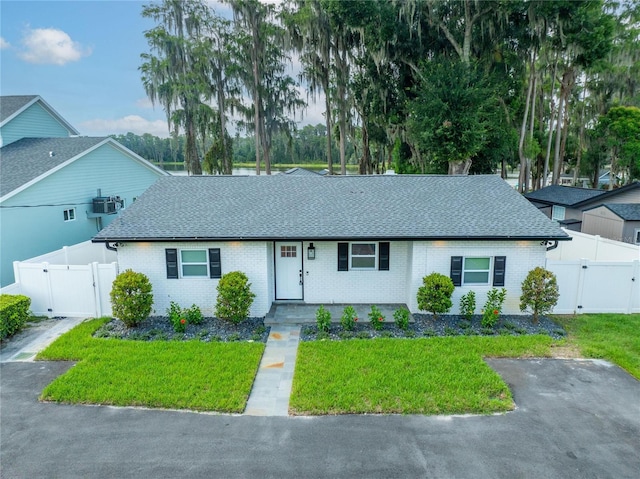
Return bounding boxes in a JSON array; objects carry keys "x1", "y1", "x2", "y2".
[
  {"x1": 525, "y1": 185, "x2": 605, "y2": 206},
  {"x1": 586, "y1": 203, "x2": 640, "y2": 221},
  {"x1": 0, "y1": 137, "x2": 167, "y2": 200},
  {"x1": 94, "y1": 175, "x2": 569, "y2": 242},
  {"x1": 283, "y1": 167, "x2": 320, "y2": 176},
  {"x1": 0, "y1": 95, "x2": 79, "y2": 134},
  {"x1": 525, "y1": 182, "x2": 640, "y2": 208}
]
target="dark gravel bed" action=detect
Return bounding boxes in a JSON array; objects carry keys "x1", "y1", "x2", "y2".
[
  {"x1": 300, "y1": 314, "x2": 566, "y2": 341},
  {"x1": 94, "y1": 316, "x2": 270, "y2": 343}
]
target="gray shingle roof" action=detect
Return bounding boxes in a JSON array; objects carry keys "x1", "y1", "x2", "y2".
[
  {"x1": 0, "y1": 95, "x2": 38, "y2": 123},
  {"x1": 601, "y1": 203, "x2": 640, "y2": 221},
  {"x1": 94, "y1": 175, "x2": 568, "y2": 241},
  {"x1": 0, "y1": 137, "x2": 107, "y2": 196},
  {"x1": 525, "y1": 185, "x2": 605, "y2": 206}
]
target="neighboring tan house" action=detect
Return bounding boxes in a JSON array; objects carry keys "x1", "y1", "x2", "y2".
[
  {"x1": 93, "y1": 175, "x2": 569, "y2": 317},
  {"x1": 0, "y1": 95, "x2": 168, "y2": 285},
  {"x1": 525, "y1": 183, "x2": 640, "y2": 232},
  {"x1": 582, "y1": 204, "x2": 640, "y2": 245}
]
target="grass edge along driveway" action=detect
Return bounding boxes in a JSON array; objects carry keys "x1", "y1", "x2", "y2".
[
  {"x1": 36, "y1": 318, "x2": 265, "y2": 413},
  {"x1": 290, "y1": 335, "x2": 553, "y2": 416}
]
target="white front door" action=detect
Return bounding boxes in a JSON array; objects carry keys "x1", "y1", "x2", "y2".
[{"x1": 275, "y1": 242, "x2": 303, "y2": 300}]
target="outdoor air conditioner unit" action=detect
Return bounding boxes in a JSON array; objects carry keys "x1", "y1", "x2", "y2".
[{"x1": 93, "y1": 196, "x2": 121, "y2": 214}]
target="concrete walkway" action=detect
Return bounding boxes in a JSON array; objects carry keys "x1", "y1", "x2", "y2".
[
  {"x1": 244, "y1": 325, "x2": 301, "y2": 416},
  {"x1": 0, "y1": 317, "x2": 86, "y2": 363}
]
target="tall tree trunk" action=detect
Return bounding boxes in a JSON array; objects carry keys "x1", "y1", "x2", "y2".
[
  {"x1": 448, "y1": 159, "x2": 472, "y2": 175},
  {"x1": 518, "y1": 55, "x2": 535, "y2": 193},
  {"x1": 573, "y1": 85, "x2": 587, "y2": 186},
  {"x1": 323, "y1": 77, "x2": 333, "y2": 175},
  {"x1": 185, "y1": 112, "x2": 201, "y2": 175},
  {"x1": 360, "y1": 121, "x2": 371, "y2": 175},
  {"x1": 553, "y1": 68, "x2": 576, "y2": 185},
  {"x1": 543, "y1": 56, "x2": 559, "y2": 187}
]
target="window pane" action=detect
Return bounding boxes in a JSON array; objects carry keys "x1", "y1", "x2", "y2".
[
  {"x1": 181, "y1": 250, "x2": 206, "y2": 263},
  {"x1": 182, "y1": 264, "x2": 208, "y2": 276},
  {"x1": 352, "y1": 257, "x2": 375, "y2": 269},
  {"x1": 464, "y1": 271, "x2": 489, "y2": 284},
  {"x1": 69, "y1": 209, "x2": 75, "y2": 220},
  {"x1": 464, "y1": 257, "x2": 490, "y2": 270},
  {"x1": 352, "y1": 243, "x2": 375, "y2": 255}
]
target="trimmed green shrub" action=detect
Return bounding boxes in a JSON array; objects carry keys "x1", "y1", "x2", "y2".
[
  {"x1": 340, "y1": 305, "x2": 357, "y2": 331},
  {"x1": 459, "y1": 291, "x2": 476, "y2": 320},
  {"x1": 215, "y1": 271, "x2": 255, "y2": 324},
  {"x1": 368, "y1": 305, "x2": 385, "y2": 331},
  {"x1": 417, "y1": 273, "x2": 455, "y2": 319},
  {"x1": 110, "y1": 270, "x2": 153, "y2": 328},
  {"x1": 482, "y1": 288, "x2": 507, "y2": 328},
  {"x1": 520, "y1": 267, "x2": 560, "y2": 323},
  {"x1": 316, "y1": 305, "x2": 331, "y2": 332},
  {"x1": 0, "y1": 294, "x2": 31, "y2": 340},
  {"x1": 184, "y1": 304, "x2": 204, "y2": 325},
  {"x1": 393, "y1": 307, "x2": 410, "y2": 330}
]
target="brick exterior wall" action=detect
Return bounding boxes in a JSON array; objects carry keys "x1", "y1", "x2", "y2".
[{"x1": 117, "y1": 239, "x2": 546, "y2": 317}]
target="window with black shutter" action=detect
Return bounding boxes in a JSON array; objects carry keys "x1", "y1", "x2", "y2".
[
  {"x1": 165, "y1": 248, "x2": 178, "y2": 279},
  {"x1": 493, "y1": 256, "x2": 506, "y2": 287},
  {"x1": 450, "y1": 256, "x2": 463, "y2": 286},
  {"x1": 378, "y1": 242, "x2": 390, "y2": 271},
  {"x1": 338, "y1": 243, "x2": 349, "y2": 271},
  {"x1": 209, "y1": 248, "x2": 221, "y2": 278}
]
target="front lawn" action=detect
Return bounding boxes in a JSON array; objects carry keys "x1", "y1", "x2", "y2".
[
  {"x1": 555, "y1": 313, "x2": 640, "y2": 379},
  {"x1": 37, "y1": 318, "x2": 265, "y2": 412},
  {"x1": 290, "y1": 335, "x2": 552, "y2": 415}
]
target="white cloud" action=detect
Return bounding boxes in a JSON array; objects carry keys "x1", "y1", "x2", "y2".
[
  {"x1": 0, "y1": 37, "x2": 10, "y2": 49},
  {"x1": 135, "y1": 97, "x2": 155, "y2": 109},
  {"x1": 18, "y1": 27, "x2": 91, "y2": 65},
  {"x1": 79, "y1": 115, "x2": 170, "y2": 138}
]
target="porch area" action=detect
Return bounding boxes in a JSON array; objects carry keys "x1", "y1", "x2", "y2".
[{"x1": 265, "y1": 303, "x2": 411, "y2": 325}]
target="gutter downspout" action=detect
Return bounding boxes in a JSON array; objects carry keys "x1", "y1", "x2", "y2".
[
  {"x1": 546, "y1": 240, "x2": 559, "y2": 251},
  {"x1": 105, "y1": 242, "x2": 118, "y2": 252}
]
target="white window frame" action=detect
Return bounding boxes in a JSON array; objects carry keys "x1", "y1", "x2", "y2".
[
  {"x1": 63, "y1": 208, "x2": 76, "y2": 222},
  {"x1": 551, "y1": 205, "x2": 566, "y2": 221},
  {"x1": 462, "y1": 257, "x2": 491, "y2": 285},
  {"x1": 179, "y1": 249, "x2": 208, "y2": 278},
  {"x1": 350, "y1": 242, "x2": 377, "y2": 270}
]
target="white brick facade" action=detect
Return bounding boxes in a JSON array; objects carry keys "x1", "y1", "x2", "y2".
[{"x1": 117, "y1": 239, "x2": 546, "y2": 317}]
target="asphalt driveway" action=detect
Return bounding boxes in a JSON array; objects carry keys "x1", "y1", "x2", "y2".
[{"x1": 1, "y1": 358, "x2": 638, "y2": 478}]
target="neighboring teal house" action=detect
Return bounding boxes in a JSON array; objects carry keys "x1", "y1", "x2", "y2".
[{"x1": 0, "y1": 95, "x2": 168, "y2": 285}]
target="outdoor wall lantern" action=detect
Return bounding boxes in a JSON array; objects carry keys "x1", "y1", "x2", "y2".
[{"x1": 307, "y1": 243, "x2": 316, "y2": 260}]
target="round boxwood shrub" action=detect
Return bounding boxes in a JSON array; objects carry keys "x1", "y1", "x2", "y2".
[
  {"x1": 110, "y1": 269, "x2": 153, "y2": 328},
  {"x1": 215, "y1": 271, "x2": 255, "y2": 324},
  {"x1": 520, "y1": 267, "x2": 559, "y2": 323},
  {"x1": 417, "y1": 272, "x2": 455, "y2": 319}
]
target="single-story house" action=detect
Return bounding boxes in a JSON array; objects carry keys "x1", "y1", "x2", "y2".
[
  {"x1": 0, "y1": 95, "x2": 168, "y2": 285},
  {"x1": 93, "y1": 175, "x2": 569, "y2": 317},
  {"x1": 525, "y1": 182, "x2": 640, "y2": 231},
  {"x1": 582, "y1": 204, "x2": 640, "y2": 245}
]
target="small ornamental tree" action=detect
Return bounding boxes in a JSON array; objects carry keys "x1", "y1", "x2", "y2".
[
  {"x1": 215, "y1": 271, "x2": 255, "y2": 324},
  {"x1": 459, "y1": 291, "x2": 476, "y2": 320},
  {"x1": 417, "y1": 273, "x2": 455, "y2": 319},
  {"x1": 520, "y1": 267, "x2": 560, "y2": 323},
  {"x1": 110, "y1": 270, "x2": 153, "y2": 328}
]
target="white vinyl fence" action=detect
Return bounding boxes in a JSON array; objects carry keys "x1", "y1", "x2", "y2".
[
  {"x1": 548, "y1": 229, "x2": 640, "y2": 261},
  {"x1": 546, "y1": 259, "x2": 640, "y2": 314},
  {"x1": 0, "y1": 241, "x2": 118, "y2": 318}
]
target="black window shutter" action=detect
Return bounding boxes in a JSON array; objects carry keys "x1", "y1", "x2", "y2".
[
  {"x1": 338, "y1": 242, "x2": 349, "y2": 271},
  {"x1": 379, "y1": 242, "x2": 390, "y2": 271},
  {"x1": 209, "y1": 248, "x2": 221, "y2": 279},
  {"x1": 493, "y1": 256, "x2": 506, "y2": 287},
  {"x1": 166, "y1": 248, "x2": 178, "y2": 279},
  {"x1": 450, "y1": 256, "x2": 463, "y2": 286}
]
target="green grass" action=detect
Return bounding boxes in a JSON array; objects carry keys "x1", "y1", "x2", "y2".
[
  {"x1": 555, "y1": 313, "x2": 640, "y2": 379},
  {"x1": 290, "y1": 335, "x2": 552, "y2": 415},
  {"x1": 36, "y1": 318, "x2": 265, "y2": 412}
]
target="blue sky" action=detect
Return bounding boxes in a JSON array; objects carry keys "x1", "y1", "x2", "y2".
[{"x1": 1, "y1": 0, "x2": 318, "y2": 138}]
